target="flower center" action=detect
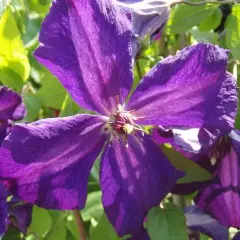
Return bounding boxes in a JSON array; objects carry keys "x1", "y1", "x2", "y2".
[{"x1": 104, "y1": 104, "x2": 142, "y2": 146}]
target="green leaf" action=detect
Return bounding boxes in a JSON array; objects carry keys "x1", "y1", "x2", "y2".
[
  {"x1": 28, "y1": 0, "x2": 51, "y2": 16},
  {"x1": 44, "y1": 211, "x2": 68, "y2": 240},
  {"x1": 2, "y1": 227, "x2": 22, "y2": 240},
  {"x1": 168, "y1": 3, "x2": 217, "y2": 33},
  {"x1": 65, "y1": 214, "x2": 79, "y2": 240},
  {"x1": 59, "y1": 94, "x2": 80, "y2": 117},
  {"x1": 160, "y1": 144, "x2": 212, "y2": 183},
  {"x1": 28, "y1": 206, "x2": 52, "y2": 238},
  {"x1": 81, "y1": 191, "x2": 103, "y2": 222},
  {"x1": 225, "y1": 5, "x2": 240, "y2": 60},
  {"x1": 36, "y1": 68, "x2": 66, "y2": 109},
  {"x1": 0, "y1": 7, "x2": 30, "y2": 90},
  {"x1": 147, "y1": 204, "x2": 188, "y2": 240},
  {"x1": 199, "y1": 8, "x2": 222, "y2": 31},
  {"x1": 23, "y1": 92, "x2": 41, "y2": 121},
  {"x1": 66, "y1": 229, "x2": 77, "y2": 240},
  {"x1": 190, "y1": 27, "x2": 218, "y2": 44},
  {"x1": 90, "y1": 214, "x2": 120, "y2": 240}
]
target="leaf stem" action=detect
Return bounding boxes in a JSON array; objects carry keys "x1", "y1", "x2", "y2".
[
  {"x1": 136, "y1": 60, "x2": 142, "y2": 79},
  {"x1": 73, "y1": 210, "x2": 87, "y2": 240},
  {"x1": 171, "y1": 0, "x2": 238, "y2": 7},
  {"x1": 232, "y1": 60, "x2": 239, "y2": 81}
]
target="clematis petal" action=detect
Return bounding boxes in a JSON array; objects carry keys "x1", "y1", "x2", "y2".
[
  {"x1": 35, "y1": 0, "x2": 133, "y2": 115},
  {"x1": 0, "y1": 182, "x2": 7, "y2": 236},
  {"x1": 116, "y1": 0, "x2": 170, "y2": 58},
  {"x1": 195, "y1": 130, "x2": 240, "y2": 227},
  {"x1": 0, "y1": 87, "x2": 22, "y2": 121},
  {"x1": 0, "y1": 121, "x2": 10, "y2": 145},
  {"x1": 129, "y1": 228, "x2": 150, "y2": 240},
  {"x1": 0, "y1": 114, "x2": 106, "y2": 209},
  {"x1": 100, "y1": 134, "x2": 183, "y2": 236},
  {"x1": 127, "y1": 43, "x2": 237, "y2": 130},
  {"x1": 185, "y1": 205, "x2": 229, "y2": 240},
  {"x1": 10, "y1": 103, "x2": 26, "y2": 121},
  {"x1": 233, "y1": 232, "x2": 240, "y2": 240}
]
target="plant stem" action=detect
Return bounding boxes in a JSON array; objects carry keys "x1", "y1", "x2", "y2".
[
  {"x1": 73, "y1": 210, "x2": 87, "y2": 240},
  {"x1": 171, "y1": 0, "x2": 238, "y2": 7},
  {"x1": 136, "y1": 60, "x2": 142, "y2": 79},
  {"x1": 232, "y1": 60, "x2": 239, "y2": 81},
  {"x1": 173, "y1": 195, "x2": 185, "y2": 208}
]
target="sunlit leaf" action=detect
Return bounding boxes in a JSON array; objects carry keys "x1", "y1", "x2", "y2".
[
  {"x1": 160, "y1": 145, "x2": 212, "y2": 183},
  {"x1": 225, "y1": 5, "x2": 240, "y2": 60},
  {"x1": 36, "y1": 68, "x2": 66, "y2": 109},
  {"x1": 147, "y1": 204, "x2": 188, "y2": 240},
  {"x1": 169, "y1": 3, "x2": 217, "y2": 33},
  {"x1": 199, "y1": 7, "x2": 222, "y2": 31},
  {"x1": 0, "y1": 7, "x2": 30, "y2": 90},
  {"x1": 90, "y1": 214, "x2": 120, "y2": 240},
  {"x1": 81, "y1": 191, "x2": 103, "y2": 222},
  {"x1": 28, "y1": 206, "x2": 52, "y2": 237}
]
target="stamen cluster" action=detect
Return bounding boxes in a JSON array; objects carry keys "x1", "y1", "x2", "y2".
[{"x1": 104, "y1": 105, "x2": 141, "y2": 145}]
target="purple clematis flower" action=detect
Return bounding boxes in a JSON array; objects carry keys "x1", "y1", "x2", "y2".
[
  {"x1": 0, "y1": 0, "x2": 237, "y2": 236},
  {"x1": 195, "y1": 130, "x2": 240, "y2": 228},
  {"x1": 158, "y1": 127, "x2": 240, "y2": 229},
  {"x1": 0, "y1": 86, "x2": 26, "y2": 144},
  {"x1": 0, "y1": 182, "x2": 32, "y2": 237}
]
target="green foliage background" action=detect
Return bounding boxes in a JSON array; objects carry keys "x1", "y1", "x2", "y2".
[{"x1": 0, "y1": 0, "x2": 240, "y2": 239}]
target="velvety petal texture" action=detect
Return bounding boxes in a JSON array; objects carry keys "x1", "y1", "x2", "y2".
[
  {"x1": 0, "y1": 87, "x2": 22, "y2": 121},
  {"x1": 185, "y1": 205, "x2": 229, "y2": 240},
  {"x1": 0, "y1": 115, "x2": 106, "y2": 209},
  {"x1": 0, "y1": 182, "x2": 7, "y2": 236},
  {"x1": 127, "y1": 43, "x2": 237, "y2": 130},
  {"x1": 100, "y1": 134, "x2": 183, "y2": 236},
  {"x1": 35, "y1": 0, "x2": 133, "y2": 115},
  {"x1": 195, "y1": 130, "x2": 240, "y2": 227}
]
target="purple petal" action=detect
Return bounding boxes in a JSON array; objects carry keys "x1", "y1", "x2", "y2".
[
  {"x1": 35, "y1": 0, "x2": 133, "y2": 115},
  {"x1": 117, "y1": 0, "x2": 170, "y2": 39},
  {"x1": 116, "y1": 0, "x2": 170, "y2": 58},
  {"x1": 128, "y1": 228, "x2": 150, "y2": 240},
  {"x1": 127, "y1": 43, "x2": 237, "y2": 130},
  {"x1": 0, "y1": 120, "x2": 10, "y2": 146},
  {"x1": 0, "y1": 182, "x2": 7, "y2": 236},
  {"x1": 100, "y1": 134, "x2": 183, "y2": 236},
  {"x1": 0, "y1": 114, "x2": 106, "y2": 209},
  {"x1": 195, "y1": 130, "x2": 240, "y2": 227},
  {"x1": 233, "y1": 232, "x2": 240, "y2": 240},
  {"x1": 8, "y1": 200, "x2": 32, "y2": 234},
  {"x1": 10, "y1": 103, "x2": 26, "y2": 121},
  {"x1": 185, "y1": 205, "x2": 229, "y2": 240},
  {"x1": 0, "y1": 87, "x2": 22, "y2": 121}
]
